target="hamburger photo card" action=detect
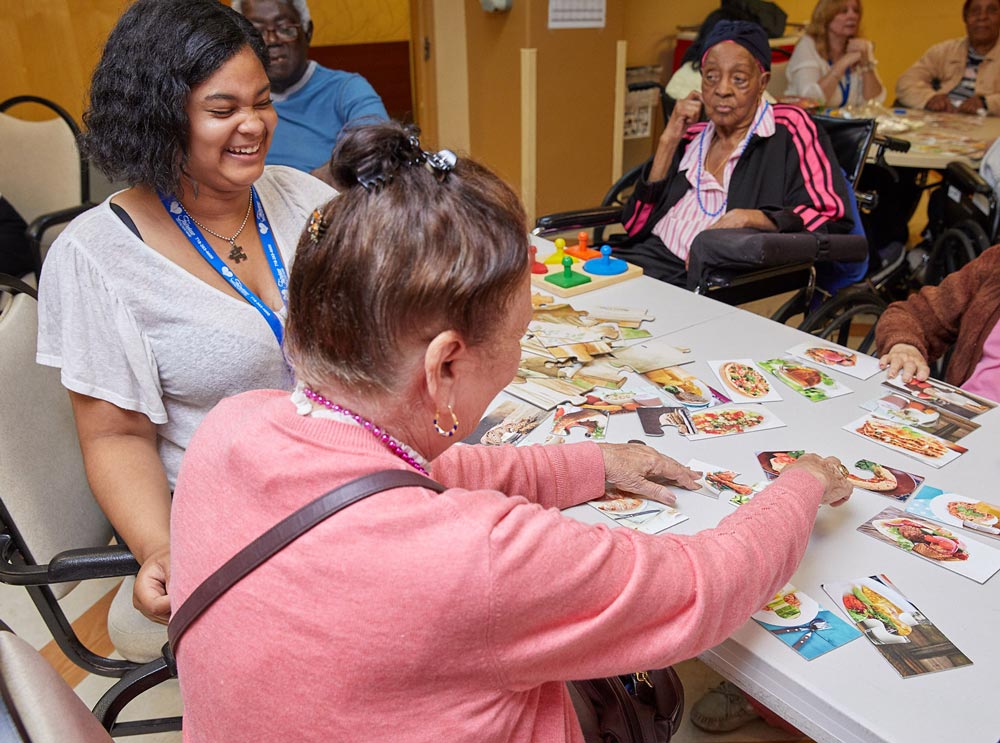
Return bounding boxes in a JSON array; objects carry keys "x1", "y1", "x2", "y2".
[
  {"x1": 786, "y1": 341, "x2": 881, "y2": 380},
  {"x1": 857, "y1": 506, "x2": 1000, "y2": 583},
  {"x1": 822, "y1": 574, "x2": 972, "y2": 678},
  {"x1": 708, "y1": 359, "x2": 783, "y2": 403},
  {"x1": 758, "y1": 357, "x2": 852, "y2": 402}
]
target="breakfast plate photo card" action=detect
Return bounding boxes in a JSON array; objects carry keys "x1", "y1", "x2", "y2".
[
  {"x1": 786, "y1": 341, "x2": 881, "y2": 380},
  {"x1": 756, "y1": 452, "x2": 925, "y2": 501},
  {"x1": 752, "y1": 583, "x2": 862, "y2": 661},
  {"x1": 843, "y1": 413, "x2": 966, "y2": 469},
  {"x1": 685, "y1": 405, "x2": 785, "y2": 441},
  {"x1": 857, "y1": 506, "x2": 1000, "y2": 583},
  {"x1": 822, "y1": 574, "x2": 972, "y2": 677},
  {"x1": 860, "y1": 393, "x2": 980, "y2": 443},
  {"x1": 758, "y1": 357, "x2": 852, "y2": 402},
  {"x1": 904, "y1": 486, "x2": 1000, "y2": 540},
  {"x1": 549, "y1": 405, "x2": 609, "y2": 442},
  {"x1": 586, "y1": 487, "x2": 689, "y2": 534},
  {"x1": 881, "y1": 376, "x2": 996, "y2": 420},
  {"x1": 463, "y1": 401, "x2": 551, "y2": 446},
  {"x1": 708, "y1": 359, "x2": 783, "y2": 403},
  {"x1": 686, "y1": 459, "x2": 767, "y2": 504}
]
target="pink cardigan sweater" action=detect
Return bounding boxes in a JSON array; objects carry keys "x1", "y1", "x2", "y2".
[{"x1": 170, "y1": 390, "x2": 824, "y2": 742}]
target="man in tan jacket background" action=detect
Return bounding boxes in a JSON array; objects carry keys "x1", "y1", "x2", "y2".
[{"x1": 896, "y1": 0, "x2": 1000, "y2": 114}]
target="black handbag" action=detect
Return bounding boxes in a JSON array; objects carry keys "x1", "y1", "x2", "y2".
[{"x1": 167, "y1": 470, "x2": 684, "y2": 742}]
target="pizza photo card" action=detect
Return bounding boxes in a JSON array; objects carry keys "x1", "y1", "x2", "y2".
[
  {"x1": 904, "y1": 485, "x2": 1000, "y2": 541},
  {"x1": 857, "y1": 506, "x2": 1000, "y2": 583},
  {"x1": 843, "y1": 414, "x2": 966, "y2": 469},
  {"x1": 752, "y1": 583, "x2": 862, "y2": 661},
  {"x1": 685, "y1": 459, "x2": 767, "y2": 503},
  {"x1": 822, "y1": 574, "x2": 972, "y2": 678},
  {"x1": 881, "y1": 376, "x2": 996, "y2": 420},
  {"x1": 708, "y1": 359, "x2": 783, "y2": 403},
  {"x1": 786, "y1": 341, "x2": 881, "y2": 380},
  {"x1": 685, "y1": 404, "x2": 786, "y2": 441},
  {"x1": 755, "y1": 451, "x2": 925, "y2": 502},
  {"x1": 586, "y1": 487, "x2": 689, "y2": 534},
  {"x1": 758, "y1": 357, "x2": 852, "y2": 402}
]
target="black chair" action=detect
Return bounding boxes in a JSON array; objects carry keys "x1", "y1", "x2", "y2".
[
  {"x1": 533, "y1": 114, "x2": 880, "y2": 323},
  {"x1": 0, "y1": 96, "x2": 96, "y2": 277},
  {"x1": 0, "y1": 275, "x2": 180, "y2": 736}
]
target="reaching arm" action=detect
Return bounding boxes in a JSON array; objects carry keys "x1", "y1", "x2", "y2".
[{"x1": 69, "y1": 392, "x2": 172, "y2": 623}]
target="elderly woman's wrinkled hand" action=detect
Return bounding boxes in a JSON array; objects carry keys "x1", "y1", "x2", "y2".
[
  {"x1": 782, "y1": 453, "x2": 852, "y2": 507},
  {"x1": 662, "y1": 91, "x2": 703, "y2": 143},
  {"x1": 879, "y1": 342, "x2": 930, "y2": 383},
  {"x1": 597, "y1": 442, "x2": 702, "y2": 507}
]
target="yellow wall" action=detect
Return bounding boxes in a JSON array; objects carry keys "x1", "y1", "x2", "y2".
[{"x1": 310, "y1": 0, "x2": 409, "y2": 46}]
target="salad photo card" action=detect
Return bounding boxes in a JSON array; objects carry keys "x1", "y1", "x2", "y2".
[
  {"x1": 786, "y1": 341, "x2": 881, "y2": 380},
  {"x1": 822, "y1": 574, "x2": 972, "y2": 678},
  {"x1": 586, "y1": 488, "x2": 689, "y2": 534},
  {"x1": 752, "y1": 584, "x2": 862, "y2": 661},
  {"x1": 905, "y1": 486, "x2": 1000, "y2": 540},
  {"x1": 843, "y1": 413, "x2": 966, "y2": 469},
  {"x1": 882, "y1": 376, "x2": 996, "y2": 420},
  {"x1": 758, "y1": 358, "x2": 852, "y2": 402},
  {"x1": 708, "y1": 359, "x2": 783, "y2": 403},
  {"x1": 756, "y1": 452, "x2": 925, "y2": 502},
  {"x1": 857, "y1": 506, "x2": 1000, "y2": 583}
]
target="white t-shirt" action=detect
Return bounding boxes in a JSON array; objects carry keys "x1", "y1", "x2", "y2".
[
  {"x1": 785, "y1": 35, "x2": 886, "y2": 107},
  {"x1": 36, "y1": 166, "x2": 335, "y2": 488}
]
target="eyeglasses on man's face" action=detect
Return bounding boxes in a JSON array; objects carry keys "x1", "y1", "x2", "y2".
[{"x1": 251, "y1": 23, "x2": 301, "y2": 42}]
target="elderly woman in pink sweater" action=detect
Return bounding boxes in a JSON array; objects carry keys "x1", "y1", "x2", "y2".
[{"x1": 169, "y1": 121, "x2": 852, "y2": 742}]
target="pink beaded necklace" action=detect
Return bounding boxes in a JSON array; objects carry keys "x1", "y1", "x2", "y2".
[{"x1": 302, "y1": 386, "x2": 430, "y2": 476}]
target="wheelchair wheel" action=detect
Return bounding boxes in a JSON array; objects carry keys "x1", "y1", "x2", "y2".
[
  {"x1": 797, "y1": 289, "x2": 887, "y2": 355},
  {"x1": 923, "y1": 223, "x2": 982, "y2": 286}
]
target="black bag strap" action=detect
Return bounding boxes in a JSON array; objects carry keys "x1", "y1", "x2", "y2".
[{"x1": 167, "y1": 469, "x2": 445, "y2": 656}]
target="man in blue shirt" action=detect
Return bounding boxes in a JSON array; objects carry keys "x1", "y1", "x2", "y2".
[{"x1": 234, "y1": 0, "x2": 388, "y2": 173}]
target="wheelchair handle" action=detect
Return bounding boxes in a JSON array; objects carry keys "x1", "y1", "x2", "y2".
[{"x1": 873, "y1": 134, "x2": 911, "y2": 153}]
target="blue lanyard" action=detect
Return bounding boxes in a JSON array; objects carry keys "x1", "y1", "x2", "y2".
[
  {"x1": 159, "y1": 188, "x2": 288, "y2": 345},
  {"x1": 829, "y1": 60, "x2": 851, "y2": 106}
]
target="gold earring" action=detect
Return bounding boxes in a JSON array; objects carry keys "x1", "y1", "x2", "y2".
[{"x1": 433, "y1": 406, "x2": 459, "y2": 437}]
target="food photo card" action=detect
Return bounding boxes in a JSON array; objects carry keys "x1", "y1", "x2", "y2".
[
  {"x1": 752, "y1": 584, "x2": 862, "y2": 661},
  {"x1": 636, "y1": 406, "x2": 696, "y2": 437},
  {"x1": 822, "y1": 574, "x2": 972, "y2": 678},
  {"x1": 549, "y1": 405, "x2": 609, "y2": 442},
  {"x1": 860, "y1": 393, "x2": 980, "y2": 443},
  {"x1": 786, "y1": 341, "x2": 881, "y2": 380},
  {"x1": 463, "y1": 401, "x2": 551, "y2": 446},
  {"x1": 643, "y1": 366, "x2": 722, "y2": 409},
  {"x1": 586, "y1": 488, "x2": 689, "y2": 534},
  {"x1": 857, "y1": 506, "x2": 1000, "y2": 583},
  {"x1": 756, "y1": 452, "x2": 925, "y2": 501},
  {"x1": 685, "y1": 404, "x2": 785, "y2": 441},
  {"x1": 882, "y1": 376, "x2": 996, "y2": 420},
  {"x1": 758, "y1": 357, "x2": 852, "y2": 402},
  {"x1": 686, "y1": 458, "x2": 768, "y2": 504},
  {"x1": 905, "y1": 486, "x2": 1000, "y2": 540},
  {"x1": 842, "y1": 413, "x2": 966, "y2": 469},
  {"x1": 708, "y1": 359, "x2": 783, "y2": 403}
]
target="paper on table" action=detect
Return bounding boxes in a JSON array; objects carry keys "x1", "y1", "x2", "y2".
[
  {"x1": 685, "y1": 404, "x2": 785, "y2": 441},
  {"x1": 608, "y1": 341, "x2": 689, "y2": 373},
  {"x1": 708, "y1": 359, "x2": 783, "y2": 403},
  {"x1": 842, "y1": 413, "x2": 965, "y2": 469},
  {"x1": 905, "y1": 485, "x2": 1000, "y2": 540},
  {"x1": 752, "y1": 584, "x2": 862, "y2": 661},
  {"x1": 786, "y1": 341, "x2": 881, "y2": 380}
]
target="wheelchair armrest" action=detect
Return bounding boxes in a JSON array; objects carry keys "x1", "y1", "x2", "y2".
[
  {"x1": 945, "y1": 161, "x2": 992, "y2": 195},
  {"x1": 532, "y1": 206, "x2": 622, "y2": 236},
  {"x1": 0, "y1": 535, "x2": 139, "y2": 586}
]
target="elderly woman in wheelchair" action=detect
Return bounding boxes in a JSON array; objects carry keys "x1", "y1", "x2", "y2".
[{"x1": 613, "y1": 20, "x2": 856, "y2": 289}]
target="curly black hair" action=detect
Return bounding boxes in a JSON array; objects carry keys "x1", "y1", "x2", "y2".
[{"x1": 82, "y1": 0, "x2": 267, "y2": 196}]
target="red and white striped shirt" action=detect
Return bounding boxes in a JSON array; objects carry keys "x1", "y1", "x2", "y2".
[{"x1": 653, "y1": 101, "x2": 776, "y2": 263}]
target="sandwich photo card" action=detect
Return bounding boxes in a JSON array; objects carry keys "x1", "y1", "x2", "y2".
[
  {"x1": 786, "y1": 341, "x2": 881, "y2": 380},
  {"x1": 708, "y1": 359, "x2": 783, "y2": 403},
  {"x1": 752, "y1": 583, "x2": 862, "y2": 661},
  {"x1": 758, "y1": 357, "x2": 852, "y2": 402},
  {"x1": 822, "y1": 574, "x2": 972, "y2": 678},
  {"x1": 857, "y1": 506, "x2": 1000, "y2": 583}
]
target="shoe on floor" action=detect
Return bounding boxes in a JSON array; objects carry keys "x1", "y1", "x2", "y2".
[{"x1": 690, "y1": 680, "x2": 760, "y2": 733}]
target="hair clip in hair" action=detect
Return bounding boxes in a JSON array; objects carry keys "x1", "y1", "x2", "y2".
[
  {"x1": 356, "y1": 166, "x2": 392, "y2": 193},
  {"x1": 307, "y1": 208, "x2": 327, "y2": 243},
  {"x1": 425, "y1": 149, "x2": 457, "y2": 174}
]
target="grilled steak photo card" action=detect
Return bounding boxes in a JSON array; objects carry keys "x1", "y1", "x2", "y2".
[
  {"x1": 752, "y1": 583, "x2": 861, "y2": 660},
  {"x1": 786, "y1": 341, "x2": 881, "y2": 380},
  {"x1": 843, "y1": 413, "x2": 966, "y2": 469},
  {"x1": 823, "y1": 574, "x2": 972, "y2": 677},
  {"x1": 708, "y1": 359, "x2": 783, "y2": 403},
  {"x1": 857, "y1": 507, "x2": 1000, "y2": 583},
  {"x1": 758, "y1": 357, "x2": 852, "y2": 402},
  {"x1": 905, "y1": 486, "x2": 1000, "y2": 541}
]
